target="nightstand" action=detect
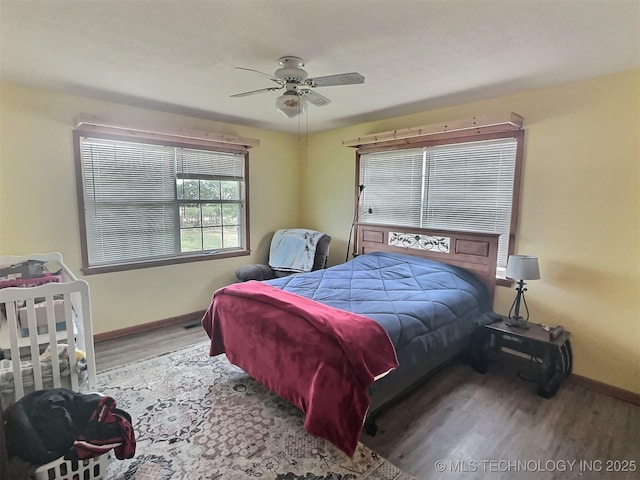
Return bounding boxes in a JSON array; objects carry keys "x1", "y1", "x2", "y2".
[{"x1": 473, "y1": 317, "x2": 573, "y2": 398}]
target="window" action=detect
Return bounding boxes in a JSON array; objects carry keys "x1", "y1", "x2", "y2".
[
  {"x1": 357, "y1": 131, "x2": 524, "y2": 277},
  {"x1": 74, "y1": 129, "x2": 250, "y2": 273},
  {"x1": 175, "y1": 149, "x2": 244, "y2": 253}
]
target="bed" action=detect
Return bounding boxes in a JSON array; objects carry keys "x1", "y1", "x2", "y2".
[{"x1": 202, "y1": 223, "x2": 499, "y2": 456}]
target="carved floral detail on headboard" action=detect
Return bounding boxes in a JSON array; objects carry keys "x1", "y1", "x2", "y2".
[{"x1": 389, "y1": 232, "x2": 450, "y2": 253}]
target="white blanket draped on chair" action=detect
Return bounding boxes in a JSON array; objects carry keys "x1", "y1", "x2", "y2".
[{"x1": 268, "y1": 229, "x2": 325, "y2": 273}]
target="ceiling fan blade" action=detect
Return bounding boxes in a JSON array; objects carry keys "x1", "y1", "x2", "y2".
[
  {"x1": 306, "y1": 72, "x2": 365, "y2": 87},
  {"x1": 234, "y1": 67, "x2": 283, "y2": 84},
  {"x1": 301, "y1": 89, "x2": 332, "y2": 107},
  {"x1": 230, "y1": 86, "x2": 283, "y2": 98}
]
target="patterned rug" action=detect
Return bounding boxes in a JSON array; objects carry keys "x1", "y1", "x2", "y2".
[{"x1": 97, "y1": 341, "x2": 414, "y2": 480}]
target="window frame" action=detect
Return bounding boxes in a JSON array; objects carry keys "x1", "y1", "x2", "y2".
[
  {"x1": 176, "y1": 172, "x2": 245, "y2": 253},
  {"x1": 355, "y1": 129, "x2": 524, "y2": 285},
  {"x1": 73, "y1": 129, "x2": 251, "y2": 275}
]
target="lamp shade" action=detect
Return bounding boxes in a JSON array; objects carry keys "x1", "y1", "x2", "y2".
[
  {"x1": 506, "y1": 255, "x2": 540, "y2": 280},
  {"x1": 276, "y1": 92, "x2": 306, "y2": 118}
]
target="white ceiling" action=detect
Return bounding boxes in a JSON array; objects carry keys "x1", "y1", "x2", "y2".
[{"x1": 1, "y1": 0, "x2": 639, "y2": 134}]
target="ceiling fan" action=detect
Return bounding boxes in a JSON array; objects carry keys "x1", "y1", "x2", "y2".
[{"x1": 231, "y1": 56, "x2": 365, "y2": 118}]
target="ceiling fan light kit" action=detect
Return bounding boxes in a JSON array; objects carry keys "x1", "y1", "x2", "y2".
[
  {"x1": 232, "y1": 56, "x2": 365, "y2": 118},
  {"x1": 276, "y1": 90, "x2": 306, "y2": 118}
]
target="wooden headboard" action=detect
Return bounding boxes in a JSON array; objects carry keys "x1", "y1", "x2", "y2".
[{"x1": 355, "y1": 223, "x2": 499, "y2": 303}]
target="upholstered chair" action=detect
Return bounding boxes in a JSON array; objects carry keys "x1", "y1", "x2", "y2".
[{"x1": 235, "y1": 229, "x2": 331, "y2": 282}]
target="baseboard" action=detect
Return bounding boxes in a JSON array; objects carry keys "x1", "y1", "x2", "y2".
[
  {"x1": 94, "y1": 310, "x2": 205, "y2": 343},
  {"x1": 569, "y1": 374, "x2": 640, "y2": 406}
]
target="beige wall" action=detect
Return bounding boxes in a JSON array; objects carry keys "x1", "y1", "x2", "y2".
[
  {"x1": 301, "y1": 70, "x2": 640, "y2": 394},
  {"x1": 0, "y1": 85, "x2": 4, "y2": 253},
  {"x1": 0, "y1": 82, "x2": 302, "y2": 334},
  {"x1": 1, "y1": 70, "x2": 638, "y2": 395}
]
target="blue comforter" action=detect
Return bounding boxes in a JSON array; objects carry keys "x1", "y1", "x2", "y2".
[{"x1": 266, "y1": 251, "x2": 493, "y2": 368}]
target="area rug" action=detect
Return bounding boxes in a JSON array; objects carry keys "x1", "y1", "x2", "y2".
[{"x1": 97, "y1": 341, "x2": 414, "y2": 480}]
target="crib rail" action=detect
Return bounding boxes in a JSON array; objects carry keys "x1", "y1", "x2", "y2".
[{"x1": 0, "y1": 253, "x2": 96, "y2": 406}]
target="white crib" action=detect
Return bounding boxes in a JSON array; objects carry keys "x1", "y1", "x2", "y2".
[
  {"x1": 0, "y1": 252, "x2": 97, "y2": 406},
  {"x1": 0, "y1": 253, "x2": 105, "y2": 480}
]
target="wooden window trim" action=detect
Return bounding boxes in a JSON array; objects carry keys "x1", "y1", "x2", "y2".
[
  {"x1": 80, "y1": 249, "x2": 250, "y2": 275},
  {"x1": 75, "y1": 115, "x2": 260, "y2": 151},
  {"x1": 345, "y1": 112, "x2": 523, "y2": 149},
  {"x1": 73, "y1": 127, "x2": 252, "y2": 275}
]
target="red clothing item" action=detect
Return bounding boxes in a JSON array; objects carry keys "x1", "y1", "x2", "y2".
[{"x1": 70, "y1": 395, "x2": 136, "y2": 460}]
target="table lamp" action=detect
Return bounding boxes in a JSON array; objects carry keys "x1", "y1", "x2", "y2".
[{"x1": 505, "y1": 255, "x2": 540, "y2": 329}]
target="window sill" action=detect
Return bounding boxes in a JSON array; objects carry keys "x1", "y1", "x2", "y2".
[
  {"x1": 82, "y1": 249, "x2": 250, "y2": 275},
  {"x1": 495, "y1": 266, "x2": 513, "y2": 287}
]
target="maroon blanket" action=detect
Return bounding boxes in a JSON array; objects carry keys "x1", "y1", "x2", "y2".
[{"x1": 202, "y1": 281, "x2": 398, "y2": 456}]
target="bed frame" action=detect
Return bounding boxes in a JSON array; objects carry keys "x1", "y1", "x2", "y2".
[
  {"x1": 356, "y1": 223, "x2": 498, "y2": 302},
  {"x1": 354, "y1": 223, "x2": 499, "y2": 432}
]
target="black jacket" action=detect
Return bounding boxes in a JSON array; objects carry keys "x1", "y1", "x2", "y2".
[{"x1": 3, "y1": 388, "x2": 135, "y2": 464}]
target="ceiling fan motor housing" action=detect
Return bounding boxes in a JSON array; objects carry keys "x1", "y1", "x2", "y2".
[{"x1": 275, "y1": 56, "x2": 308, "y2": 83}]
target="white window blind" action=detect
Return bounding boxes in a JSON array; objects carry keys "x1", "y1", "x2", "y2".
[
  {"x1": 360, "y1": 148, "x2": 425, "y2": 226},
  {"x1": 359, "y1": 137, "x2": 518, "y2": 268},
  {"x1": 177, "y1": 148, "x2": 245, "y2": 178},
  {"x1": 80, "y1": 136, "x2": 245, "y2": 267}
]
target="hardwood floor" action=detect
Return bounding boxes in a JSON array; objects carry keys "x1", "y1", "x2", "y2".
[
  {"x1": 95, "y1": 324, "x2": 640, "y2": 479},
  {"x1": 94, "y1": 320, "x2": 209, "y2": 371},
  {"x1": 360, "y1": 360, "x2": 640, "y2": 479}
]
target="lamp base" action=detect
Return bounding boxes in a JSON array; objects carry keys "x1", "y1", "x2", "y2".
[{"x1": 504, "y1": 318, "x2": 530, "y2": 329}]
